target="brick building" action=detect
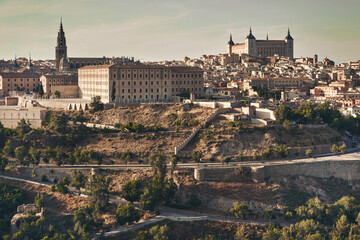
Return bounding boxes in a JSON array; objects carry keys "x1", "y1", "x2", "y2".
[{"x1": 0, "y1": 72, "x2": 41, "y2": 97}]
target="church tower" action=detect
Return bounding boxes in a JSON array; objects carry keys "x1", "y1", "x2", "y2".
[
  {"x1": 55, "y1": 19, "x2": 67, "y2": 72},
  {"x1": 227, "y1": 34, "x2": 234, "y2": 54},
  {"x1": 245, "y1": 27, "x2": 257, "y2": 57},
  {"x1": 284, "y1": 28, "x2": 294, "y2": 59}
]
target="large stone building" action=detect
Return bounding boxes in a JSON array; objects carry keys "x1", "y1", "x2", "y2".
[
  {"x1": 227, "y1": 28, "x2": 294, "y2": 58},
  {"x1": 78, "y1": 65, "x2": 204, "y2": 103},
  {"x1": 55, "y1": 20, "x2": 138, "y2": 73},
  {"x1": 0, "y1": 72, "x2": 41, "y2": 97},
  {"x1": 40, "y1": 74, "x2": 78, "y2": 94}
]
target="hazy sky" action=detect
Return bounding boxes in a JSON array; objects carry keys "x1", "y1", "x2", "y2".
[{"x1": 0, "y1": 0, "x2": 359, "y2": 64}]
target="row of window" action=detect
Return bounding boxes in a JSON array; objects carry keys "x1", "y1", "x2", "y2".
[
  {"x1": 7, "y1": 83, "x2": 37, "y2": 87},
  {"x1": 120, "y1": 95, "x2": 166, "y2": 100},
  {"x1": 115, "y1": 73, "x2": 203, "y2": 79},
  {"x1": 6, "y1": 78, "x2": 39, "y2": 82}
]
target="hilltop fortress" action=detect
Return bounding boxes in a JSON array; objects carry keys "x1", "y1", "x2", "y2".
[{"x1": 227, "y1": 28, "x2": 294, "y2": 59}]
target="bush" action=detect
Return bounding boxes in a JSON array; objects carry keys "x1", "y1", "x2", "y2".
[
  {"x1": 122, "y1": 179, "x2": 141, "y2": 203},
  {"x1": 187, "y1": 192, "x2": 201, "y2": 208},
  {"x1": 229, "y1": 202, "x2": 250, "y2": 218},
  {"x1": 305, "y1": 149, "x2": 313, "y2": 158},
  {"x1": 41, "y1": 175, "x2": 48, "y2": 182},
  {"x1": 116, "y1": 202, "x2": 140, "y2": 226}
]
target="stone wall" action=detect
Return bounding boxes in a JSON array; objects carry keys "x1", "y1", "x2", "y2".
[{"x1": 195, "y1": 159, "x2": 360, "y2": 182}]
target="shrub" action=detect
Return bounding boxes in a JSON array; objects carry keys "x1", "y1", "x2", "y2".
[
  {"x1": 116, "y1": 203, "x2": 140, "y2": 226},
  {"x1": 305, "y1": 149, "x2": 313, "y2": 158},
  {"x1": 122, "y1": 179, "x2": 141, "y2": 203},
  {"x1": 41, "y1": 175, "x2": 48, "y2": 182},
  {"x1": 229, "y1": 202, "x2": 250, "y2": 218}
]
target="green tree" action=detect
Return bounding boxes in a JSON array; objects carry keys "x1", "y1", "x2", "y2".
[
  {"x1": 54, "y1": 90, "x2": 61, "y2": 98},
  {"x1": 46, "y1": 112, "x2": 69, "y2": 134},
  {"x1": 149, "y1": 153, "x2": 167, "y2": 180},
  {"x1": 89, "y1": 96, "x2": 104, "y2": 113},
  {"x1": 15, "y1": 146, "x2": 30, "y2": 166},
  {"x1": 0, "y1": 153, "x2": 8, "y2": 172},
  {"x1": 38, "y1": 82, "x2": 44, "y2": 97},
  {"x1": 16, "y1": 119, "x2": 32, "y2": 136},
  {"x1": 35, "y1": 193, "x2": 45, "y2": 209},
  {"x1": 29, "y1": 147, "x2": 42, "y2": 166},
  {"x1": 191, "y1": 150, "x2": 203, "y2": 164},
  {"x1": 86, "y1": 174, "x2": 111, "y2": 211},
  {"x1": 73, "y1": 205, "x2": 102, "y2": 238},
  {"x1": 70, "y1": 170, "x2": 87, "y2": 193},
  {"x1": 136, "y1": 224, "x2": 170, "y2": 240},
  {"x1": 229, "y1": 202, "x2": 250, "y2": 218},
  {"x1": 234, "y1": 225, "x2": 249, "y2": 240},
  {"x1": 122, "y1": 179, "x2": 141, "y2": 203},
  {"x1": 3, "y1": 139, "x2": 15, "y2": 157},
  {"x1": 116, "y1": 202, "x2": 140, "y2": 225},
  {"x1": 111, "y1": 81, "x2": 116, "y2": 102},
  {"x1": 170, "y1": 154, "x2": 179, "y2": 176}
]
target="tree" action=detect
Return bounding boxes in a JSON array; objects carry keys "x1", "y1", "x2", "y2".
[
  {"x1": 122, "y1": 179, "x2": 141, "y2": 203},
  {"x1": 149, "y1": 153, "x2": 167, "y2": 180},
  {"x1": 35, "y1": 193, "x2": 45, "y2": 209},
  {"x1": 0, "y1": 154, "x2": 8, "y2": 172},
  {"x1": 111, "y1": 81, "x2": 116, "y2": 102},
  {"x1": 234, "y1": 226, "x2": 249, "y2": 240},
  {"x1": 229, "y1": 202, "x2": 250, "y2": 218},
  {"x1": 46, "y1": 112, "x2": 69, "y2": 134},
  {"x1": 54, "y1": 90, "x2": 61, "y2": 98},
  {"x1": 55, "y1": 176, "x2": 70, "y2": 193},
  {"x1": 3, "y1": 139, "x2": 15, "y2": 157},
  {"x1": 191, "y1": 151, "x2": 203, "y2": 164},
  {"x1": 29, "y1": 147, "x2": 41, "y2": 166},
  {"x1": 116, "y1": 202, "x2": 140, "y2": 225},
  {"x1": 170, "y1": 154, "x2": 179, "y2": 176},
  {"x1": 73, "y1": 205, "x2": 102, "y2": 238},
  {"x1": 86, "y1": 174, "x2": 111, "y2": 211},
  {"x1": 38, "y1": 82, "x2": 44, "y2": 97},
  {"x1": 15, "y1": 146, "x2": 30, "y2": 166},
  {"x1": 70, "y1": 170, "x2": 87, "y2": 193},
  {"x1": 16, "y1": 119, "x2": 31, "y2": 136},
  {"x1": 136, "y1": 224, "x2": 170, "y2": 240},
  {"x1": 89, "y1": 96, "x2": 104, "y2": 113}
]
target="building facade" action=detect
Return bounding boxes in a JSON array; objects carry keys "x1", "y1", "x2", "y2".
[
  {"x1": 55, "y1": 20, "x2": 138, "y2": 73},
  {"x1": 78, "y1": 65, "x2": 204, "y2": 103},
  {"x1": 227, "y1": 28, "x2": 294, "y2": 58},
  {"x1": 40, "y1": 74, "x2": 78, "y2": 94},
  {"x1": 0, "y1": 72, "x2": 41, "y2": 97}
]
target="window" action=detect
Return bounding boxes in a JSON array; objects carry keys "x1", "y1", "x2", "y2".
[
  {"x1": 145, "y1": 81, "x2": 148, "y2": 85},
  {"x1": 128, "y1": 89, "x2": 130, "y2": 93},
  {"x1": 157, "y1": 81, "x2": 159, "y2": 85},
  {"x1": 122, "y1": 81, "x2": 124, "y2": 86},
  {"x1": 140, "y1": 81, "x2": 142, "y2": 85},
  {"x1": 122, "y1": 89, "x2": 124, "y2": 93},
  {"x1": 134, "y1": 81, "x2": 136, "y2": 86},
  {"x1": 145, "y1": 89, "x2": 148, "y2": 93},
  {"x1": 164, "y1": 88, "x2": 167, "y2": 92},
  {"x1": 165, "y1": 81, "x2": 167, "y2": 85},
  {"x1": 156, "y1": 74, "x2": 159, "y2": 78},
  {"x1": 134, "y1": 74, "x2": 137, "y2": 78},
  {"x1": 151, "y1": 81, "x2": 153, "y2": 85},
  {"x1": 151, "y1": 89, "x2": 153, "y2": 93},
  {"x1": 128, "y1": 81, "x2": 130, "y2": 85},
  {"x1": 140, "y1": 89, "x2": 142, "y2": 93},
  {"x1": 140, "y1": 74, "x2": 142, "y2": 78},
  {"x1": 157, "y1": 89, "x2": 159, "y2": 93},
  {"x1": 128, "y1": 74, "x2": 130, "y2": 78},
  {"x1": 134, "y1": 89, "x2": 136, "y2": 93}
]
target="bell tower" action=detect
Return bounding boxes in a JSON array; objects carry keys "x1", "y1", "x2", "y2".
[{"x1": 55, "y1": 18, "x2": 67, "y2": 72}]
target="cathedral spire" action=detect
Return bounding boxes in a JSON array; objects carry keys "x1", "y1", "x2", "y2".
[
  {"x1": 285, "y1": 28, "x2": 293, "y2": 40},
  {"x1": 228, "y1": 33, "x2": 234, "y2": 45},
  {"x1": 246, "y1": 27, "x2": 255, "y2": 39},
  {"x1": 266, "y1": 34, "x2": 269, "y2": 40}
]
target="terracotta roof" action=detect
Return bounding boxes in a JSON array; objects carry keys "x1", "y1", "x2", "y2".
[
  {"x1": 0, "y1": 72, "x2": 41, "y2": 78},
  {"x1": 110, "y1": 64, "x2": 168, "y2": 70}
]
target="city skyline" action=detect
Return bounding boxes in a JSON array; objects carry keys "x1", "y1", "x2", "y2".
[{"x1": 0, "y1": 0, "x2": 359, "y2": 64}]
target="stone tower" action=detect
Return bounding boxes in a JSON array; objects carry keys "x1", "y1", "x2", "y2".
[
  {"x1": 284, "y1": 28, "x2": 294, "y2": 59},
  {"x1": 55, "y1": 19, "x2": 67, "y2": 72},
  {"x1": 227, "y1": 34, "x2": 234, "y2": 54},
  {"x1": 245, "y1": 28, "x2": 257, "y2": 56}
]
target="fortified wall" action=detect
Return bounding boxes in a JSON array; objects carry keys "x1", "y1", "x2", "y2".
[{"x1": 195, "y1": 158, "x2": 360, "y2": 182}]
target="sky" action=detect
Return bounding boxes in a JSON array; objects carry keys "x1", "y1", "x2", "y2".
[{"x1": 0, "y1": 0, "x2": 359, "y2": 64}]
